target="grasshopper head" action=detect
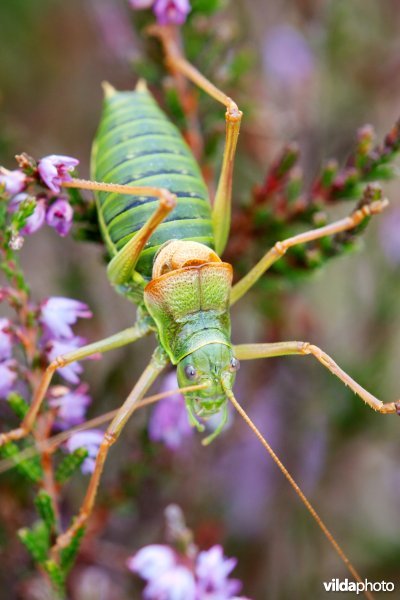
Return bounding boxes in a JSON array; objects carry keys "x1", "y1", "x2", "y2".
[{"x1": 177, "y1": 343, "x2": 240, "y2": 427}]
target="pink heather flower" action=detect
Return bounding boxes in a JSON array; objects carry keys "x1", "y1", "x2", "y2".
[
  {"x1": 66, "y1": 429, "x2": 104, "y2": 474},
  {"x1": 144, "y1": 565, "x2": 196, "y2": 600},
  {"x1": 38, "y1": 154, "x2": 79, "y2": 193},
  {"x1": 128, "y1": 542, "x2": 246, "y2": 599},
  {"x1": 0, "y1": 169, "x2": 26, "y2": 196},
  {"x1": 0, "y1": 319, "x2": 13, "y2": 361},
  {"x1": 196, "y1": 545, "x2": 241, "y2": 598},
  {"x1": 9, "y1": 194, "x2": 46, "y2": 235},
  {"x1": 0, "y1": 360, "x2": 17, "y2": 399},
  {"x1": 40, "y1": 296, "x2": 92, "y2": 340},
  {"x1": 127, "y1": 545, "x2": 176, "y2": 581},
  {"x1": 49, "y1": 383, "x2": 92, "y2": 429},
  {"x1": 153, "y1": 0, "x2": 191, "y2": 25},
  {"x1": 46, "y1": 199, "x2": 74, "y2": 237},
  {"x1": 45, "y1": 337, "x2": 87, "y2": 385},
  {"x1": 128, "y1": 546, "x2": 196, "y2": 600},
  {"x1": 148, "y1": 372, "x2": 193, "y2": 450}
]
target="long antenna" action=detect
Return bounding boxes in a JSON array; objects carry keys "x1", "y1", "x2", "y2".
[
  {"x1": 223, "y1": 384, "x2": 374, "y2": 600},
  {"x1": 0, "y1": 383, "x2": 206, "y2": 475}
]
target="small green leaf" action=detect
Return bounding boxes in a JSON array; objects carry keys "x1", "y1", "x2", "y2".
[
  {"x1": 0, "y1": 442, "x2": 42, "y2": 482},
  {"x1": 7, "y1": 392, "x2": 29, "y2": 419},
  {"x1": 44, "y1": 559, "x2": 66, "y2": 598},
  {"x1": 35, "y1": 491, "x2": 56, "y2": 534},
  {"x1": 55, "y1": 447, "x2": 88, "y2": 484},
  {"x1": 18, "y1": 520, "x2": 49, "y2": 564},
  {"x1": 191, "y1": 0, "x2": 222, "y2": 15},
  {"x1": 60, "y1": 526, "x2": 85, "y2": 574}
]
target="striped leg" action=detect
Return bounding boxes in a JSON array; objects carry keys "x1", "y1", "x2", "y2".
[
  {"x1": 63, "y1": 179, "x2": 176, "y2": 285},
  {"x1": 52, "y1": 347, "x2": 169, "y2": 553},
  {"x1": 234, "y1": 342, "x2": 400, "y2": 414},
  {"x1": 148, "y1": 25, "x2": 242, "y2": 255}
]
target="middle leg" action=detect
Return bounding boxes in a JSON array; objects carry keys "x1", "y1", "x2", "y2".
[{"x1": 231, "y1": 197, "x2": 388, "y2": 305}]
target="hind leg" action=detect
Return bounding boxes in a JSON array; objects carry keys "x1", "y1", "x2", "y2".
[{"x1": 148, "y1": 25, "x2": 242, "y2": 255}]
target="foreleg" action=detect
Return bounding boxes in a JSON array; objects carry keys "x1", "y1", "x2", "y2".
[{"x1": 0, "y1": 323, "x2": 151, "y2": 446}]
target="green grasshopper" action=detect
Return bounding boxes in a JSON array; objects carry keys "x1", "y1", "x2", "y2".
[{"x1": 0, "y1": 26, "x2": 398, "y2": 591}]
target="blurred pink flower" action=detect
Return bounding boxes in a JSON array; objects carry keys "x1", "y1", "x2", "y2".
[
  {"x1": 127, "y1": 544, "x2": 176, "y2": 580},
  {"x1": 66, "y1": 429, "x2": 104, "y2": 474},
  {"x1": 129, "y1": 0, "x2": 191, "y2": 25},
  {"x1": 40, "y1": 296, "x2": 92, "y2": 340},
  {"x1": 45, "y1": 337, "x2": 88, "y2": 384},
  {"x1": 49, "y1": 383, "x2": 92, "y2": 429},
  {"x1": 0, "y1": 318, "x2": 13, "y2": 361},
  {"x1": 379, "y1": 206, "x2": 400, "y2": 266},
  {"x1": 0, "y1": 360, "x2": 17, "y2": 399},
  {"x1": 263, "y1": 25, "x2": 315, "y2": 88},
  {"x1": 196, "y1": 545, "x2": 241, "y2": 598},
  {"x1": 153, "y1": 0, "x2": 191, "y2": 25},
  {"x1": 144, "y1": 565, "x2": 196, "y2": 599},
  {"x1": 90, "y1": 0, "x2": 136, "y2": 62},
  {"x1": 148, "y1": 371, "x2": 193, "y2": 450},
  {"x1": 46, "y1": 198, "x2": 74, "y2": 236},
  {"x1": 128, "y1": 541, "x2": 246, "y2": 599},
  {"x1": 38, "y1": 154, "x2": 79, "y2": 193},
  {"x1": 0, "y1": 169, "x2": 26, "y2": 195}
]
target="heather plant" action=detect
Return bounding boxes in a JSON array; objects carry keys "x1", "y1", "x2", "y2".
[{"x1": 1, "y1": 1, "x2": 400, "y2": 599}]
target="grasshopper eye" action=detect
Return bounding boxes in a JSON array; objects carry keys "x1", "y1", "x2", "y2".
[
  {"x1": 184, "y1": 365, "x2": 197, "y2": 380},
  {"x1": 229, "y1": 357, "x2": 240, "y2": 372}
]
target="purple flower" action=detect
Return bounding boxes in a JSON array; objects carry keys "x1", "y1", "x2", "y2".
[
  {"x1": 127, "y1": 545, "x2": 176, "y2": 581},
  {"x1": 90, "y1": 0, "x2": 136, "y2": 62},
  {"x1": 148, "y1": 372, "x2": 193, "y2": 450},
  {"x1": 128, "y1": 545, "x2": 196, "y2": 600},
  {"x1": 153, "y1": 0, "x2": 191, "y2": 25},
  {"x1": 0, "y1": 319, "x2": 13, "y2": 361},
  {"x1": 0, "y1": 169, "x2": 26, "y2": 196},
  {"x1": 144, "y1": 566, "x2": 196, "y2": 600},
  {"x1": 129, "y1": 0, "x2": 191, "y2": 25},
  {"x1": 263, "y1": 25, "x2": 315, "y2": 88},
  {"x1": 40, "y1": 296, "x2": 92, "y2": 340},
  {"x1": 9, "y1": 194, "x2": 46, "y2": 235},
  {"x1": 0, "y1": 360, "x2": 17, "y2": 399},
  {"x1": 196, "y1": 545, "x2": 241, "y2": 598},
  {"x1": 49, "y1": 383, "x2": 92, "y2": 429},
  {"x1": 379, "y1": 206, "x2": 400, "y2": 266},
  {"x1": 45, "y1": 337, "x2": 87, "y2": 385},
  {"x1": 128, "y1": 541, "x2": 246, "y2": 599},
  {"x1": 66, "y1": 429, "x2": 103, "y2": 474},
  {"x1": 46, "y1": 199, "x2": 74, "y2": 236},
  {"x1": 38, "y1": 154, "x2": 79, "y2": 193}
]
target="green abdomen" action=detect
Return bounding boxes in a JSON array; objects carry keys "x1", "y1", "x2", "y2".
[{"x1": 91, "y1": 86, "x2": 214, "y2": 278}]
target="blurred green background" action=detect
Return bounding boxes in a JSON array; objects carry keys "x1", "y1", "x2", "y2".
[{"x1": 1, "y1": 1, "x2": 400, "y2": 598}]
